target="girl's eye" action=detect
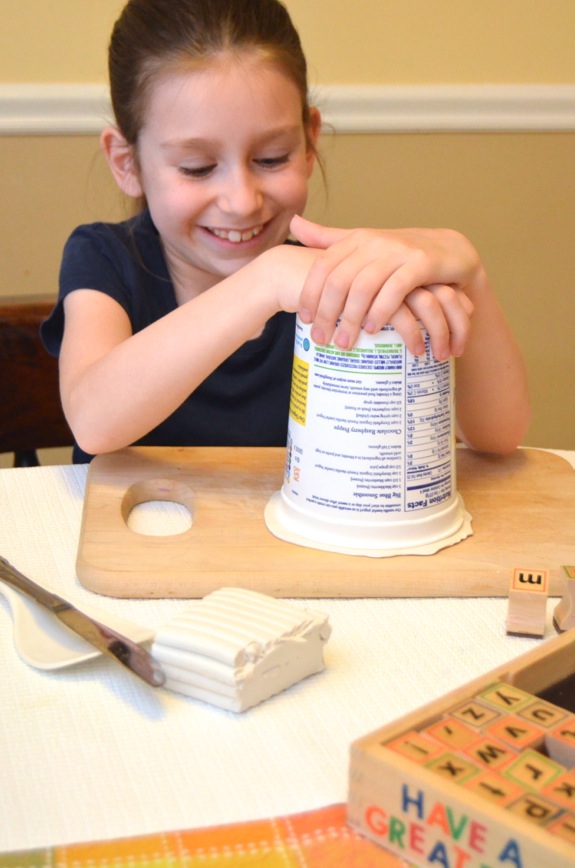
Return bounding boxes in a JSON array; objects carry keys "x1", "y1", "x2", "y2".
[
  {"x1": 255, "y1": 154, "x2": 290, "y2": 169},
  {"x1": 179, "y1": 164, "x2": 216, "y2": 179}
]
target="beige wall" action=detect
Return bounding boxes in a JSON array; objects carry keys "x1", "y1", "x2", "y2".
[
  {"x1": 2, "y1": 0, "x2": 575, "y2": 84},
  {"x1": 1, "y1": 1, "x2": 575, "y2": 453}
]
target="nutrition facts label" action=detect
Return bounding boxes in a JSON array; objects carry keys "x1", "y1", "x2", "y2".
[
  {"x1": 285, "y1": 321, "x2": 456, "y2": 519},
  {"x1": 405, "y1": 339, "x2": 453, "y2": 511}
]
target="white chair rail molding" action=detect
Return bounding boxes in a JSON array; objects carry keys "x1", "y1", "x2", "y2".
[{"x1": 1, "y1": 83, "x2": 575, "y2": 134}]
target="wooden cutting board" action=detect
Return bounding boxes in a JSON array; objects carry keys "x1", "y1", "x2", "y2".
[{"x1": 76, "y1": 446, "x2": 575, "y2": 599}]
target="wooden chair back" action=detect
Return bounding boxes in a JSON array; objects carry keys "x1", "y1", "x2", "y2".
[{"x1": 0, "y1": 295, "x2": 73, "y2": 466}]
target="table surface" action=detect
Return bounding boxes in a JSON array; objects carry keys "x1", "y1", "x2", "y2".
[{"x1": 0, "y1": 448, "x2": 573, "y2": 854}]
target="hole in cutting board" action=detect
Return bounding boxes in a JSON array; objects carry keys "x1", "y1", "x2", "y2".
[{"x1": 121, "y1": 478, "x2": 195, "y2": 537}]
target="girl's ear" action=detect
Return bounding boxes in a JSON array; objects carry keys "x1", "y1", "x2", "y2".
[
  {"x1": 305, "y1": 107, "x2": 322, "y2": 176},
  {"x1": 100, "y1": 126, "x2": 143, "y2": 198}
]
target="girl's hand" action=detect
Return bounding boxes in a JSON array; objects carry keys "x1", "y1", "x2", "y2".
[{"x1": 290, "y1": 215, "x2": 478, "y2": 359}]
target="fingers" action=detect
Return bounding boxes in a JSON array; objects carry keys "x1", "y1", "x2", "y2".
[
  {"x1": 289, "y1": 214, "x2": 351, "y2": 250},
  {"x1": 298, "y1": 231, "x2": 404, "y2": 346},
  {"x1": 388, "y1": 304, "x2": 426, "y2": 356},
  {"x1": 303, "y1": 280, "x2": 474, "y2": 361},
  {"x1": 291, "y1": 223, "x2": 477, "y2": 358},
  {"x1": 302, "y1": 253, "x2": 398, "y2": 348},
  {"x1": 300, "y1": 262, "x2": 473, "y2": 358},
  {"x1": 424, "y1": 284, "x2": 474, "y2": 358},
  {"x1": 393, "y1": 285, "x2": 474, "y2": 360}
]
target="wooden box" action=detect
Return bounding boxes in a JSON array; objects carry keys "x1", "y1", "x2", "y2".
[{"x1": 348, "y1": 630, "x2": 575, "y2": 867}]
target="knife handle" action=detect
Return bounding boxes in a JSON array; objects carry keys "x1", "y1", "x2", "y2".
[{"x1": 0, "y1": 556, "x2": 63, "y2": 610}]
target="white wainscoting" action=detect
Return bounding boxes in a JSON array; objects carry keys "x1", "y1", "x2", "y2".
[{"x1": 1, "y1": 83, "x2": 575, "y2": 135}]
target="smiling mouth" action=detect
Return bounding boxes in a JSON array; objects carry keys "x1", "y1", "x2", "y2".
[{"x1": 209, "y1": 225, "x2": 264, "y2": 244}]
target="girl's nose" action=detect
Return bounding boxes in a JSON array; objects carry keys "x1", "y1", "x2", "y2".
[{"x1": 219, "y1": 168, "x2": 263, "y2": 216}]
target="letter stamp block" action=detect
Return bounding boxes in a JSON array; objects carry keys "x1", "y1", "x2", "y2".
[
  {"x1": 505, "y1": 568, "x2": 549, "y2": 637},
  {"x1": 554, "y1": 565, "x2": 575, "y2": 632},
  {"x1": 485, "y1": 714, "x2": 545, "y2": 750}
]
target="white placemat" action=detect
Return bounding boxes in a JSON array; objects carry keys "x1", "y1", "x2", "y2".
[{"x1": 0, "y1": 461, "x2": 568, "y2": 851}]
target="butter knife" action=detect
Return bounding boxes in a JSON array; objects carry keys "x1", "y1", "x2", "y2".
[{"x1": 0, "y1": 556, "x2": 165, "y2": 687}]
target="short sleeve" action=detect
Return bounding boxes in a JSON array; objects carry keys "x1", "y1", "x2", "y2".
[{"x1": 41, "y1": 213, "x2": 173, "y2": 357}]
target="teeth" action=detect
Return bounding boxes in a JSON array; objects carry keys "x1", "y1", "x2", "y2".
[{"x1": 212, "y1": 225, "x2": 263, "y2": 243}]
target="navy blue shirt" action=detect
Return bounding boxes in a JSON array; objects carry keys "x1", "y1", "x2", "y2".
[{"x1": 41, "y1": 210, "x2": 296, "y2": 462}]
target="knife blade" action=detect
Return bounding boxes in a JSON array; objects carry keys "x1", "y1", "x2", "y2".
[{"x1": 0, "y1": 556, "x2": 165, "y2": 687}]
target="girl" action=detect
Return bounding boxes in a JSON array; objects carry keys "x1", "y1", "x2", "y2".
[{"x1": 42, "y1": 0, "x2": 530, "y2": 463}]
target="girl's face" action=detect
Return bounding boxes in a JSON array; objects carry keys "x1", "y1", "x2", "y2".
[{"x1": 126, "y1": 54, "x2": 319, "y2": 294}]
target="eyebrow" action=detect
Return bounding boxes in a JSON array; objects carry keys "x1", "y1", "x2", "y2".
[{"x1": 161, "y1": 125, "x2": 304, "y2": 151}]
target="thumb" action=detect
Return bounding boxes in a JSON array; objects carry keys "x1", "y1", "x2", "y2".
[{"x1": 290, "y1": 214, "x2": 350, "y2": 249}]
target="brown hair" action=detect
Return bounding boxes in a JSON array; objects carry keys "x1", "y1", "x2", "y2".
[{"x1": 108, "y1": 0, "x2": 314, "y2": 148}]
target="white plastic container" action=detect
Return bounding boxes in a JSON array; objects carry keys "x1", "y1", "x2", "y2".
[{"x1": 265, "y1": 317, "x2": 471, "y2": 556}]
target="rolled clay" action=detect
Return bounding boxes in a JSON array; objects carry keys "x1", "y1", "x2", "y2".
[{"x1": 152, "y1": 587, "x2": 331, "y2": 711}]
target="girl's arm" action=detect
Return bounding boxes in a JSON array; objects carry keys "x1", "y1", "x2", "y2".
[
  {"x1": 291, "y1": 216, "x2": 531, "y2": 454},
  {"x1": 59, "y1": 243, "x2": 319, "y2": 455},
  {"x1": 453, "y1": 266, "x2": 531, "y2": 454}
]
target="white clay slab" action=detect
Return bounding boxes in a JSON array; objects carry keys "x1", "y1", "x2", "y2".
[{"x1": 152, "y1": 587, "x2": 331, "y2": 711}]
